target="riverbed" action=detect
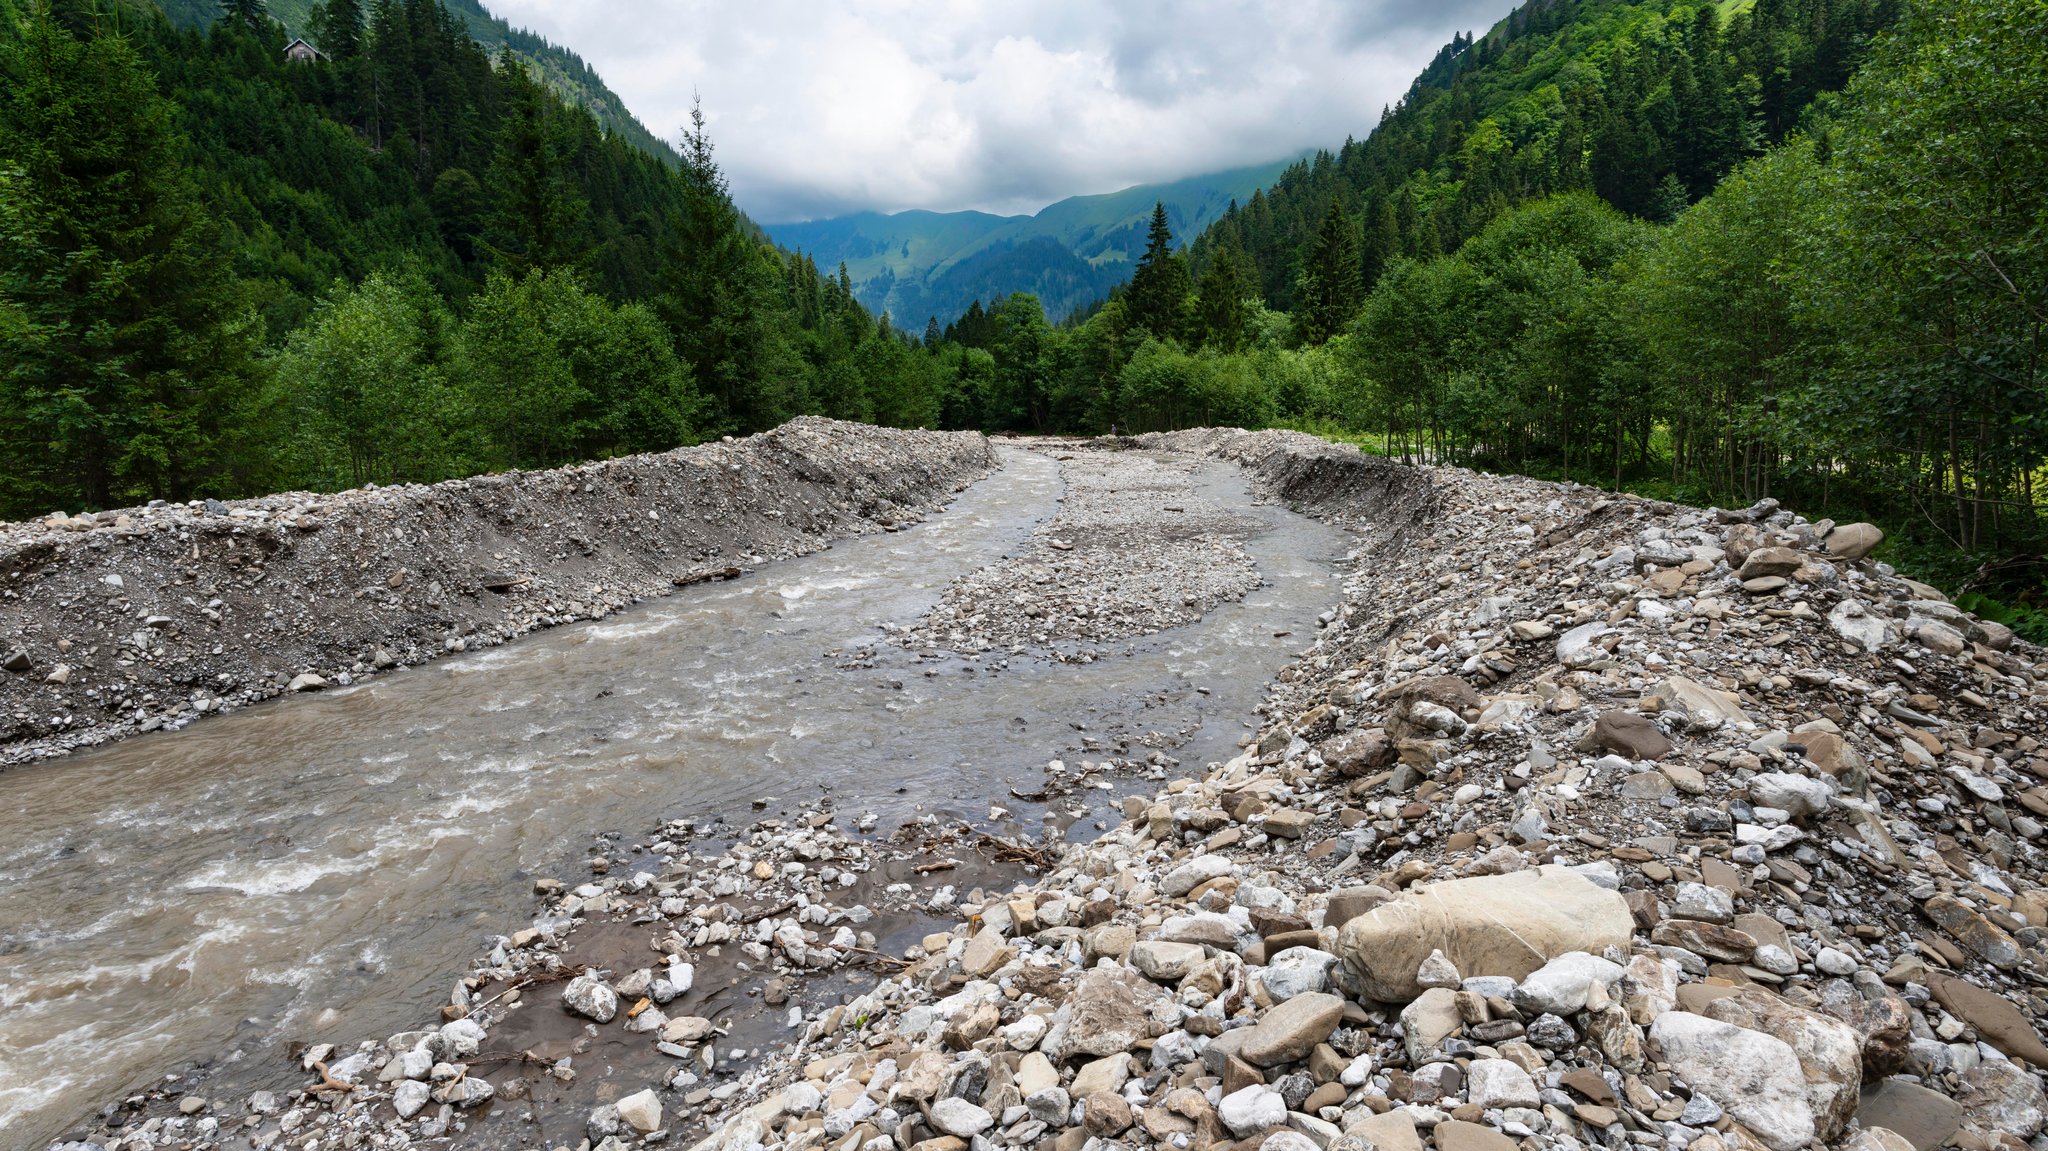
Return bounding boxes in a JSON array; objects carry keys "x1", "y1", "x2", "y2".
[{"x1": 0, "y1": 444, "x2": 1350, "y2": 1147}]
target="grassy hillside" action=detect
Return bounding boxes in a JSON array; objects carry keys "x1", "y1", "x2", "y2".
[
  {"x1": 157, "y1": 0, "x2": 679, "y2": 164},
  {"x1": 766, "y1": 158, "x2": 1293, "y2": 324}
]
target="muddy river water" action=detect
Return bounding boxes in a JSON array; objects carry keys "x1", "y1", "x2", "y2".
[{"x1": 0, "y1": 447, "x2": 1350, "y2": 1147}]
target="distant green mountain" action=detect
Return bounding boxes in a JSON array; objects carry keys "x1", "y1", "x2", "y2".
[
  {"x1": 156, "y1": 0, "x2": 679, "y2": 165},
  {"x1": 765, "y1": 159, "x2": 1296, "y2": 324}
]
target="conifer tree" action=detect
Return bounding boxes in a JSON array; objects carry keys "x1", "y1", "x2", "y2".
[
  {"x1": 1126, "y1": 201, "x2": 1190, "y2": 340},
  {"x1": 312, "y1": 0, "x2": 362, "y2": 58},
  {"x1": 1296, "y1": 199, "x2": 1362, "y2": 345},
  {"x1": 0, "y1": 0, "x2": 258, "y2": 511},
  {"x1": 484, "y1": 48, "x2": 585, "y2": 275},
  {"x1": 1195, "y1": 247, "x2": 1249, "y2": 353},
  {"x1": 659, "y1": 94, "x2": 784, "y2": 432},
  {"x1": 220, "y1": 0, "x2": 266, "y2": 33}
]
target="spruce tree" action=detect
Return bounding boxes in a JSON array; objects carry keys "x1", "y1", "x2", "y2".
[
  {"x1": 1195, "y1": 248, "x2": 1248, "y2": 352},
  {"x1": 658, "y1": 95, "x2": 782, "y2": 432},
  {"x1": 220, "y1": 0, "x2": 266, "y2": 33},
  {"x1": 483, "y1": 48, "x2": 585, "y2": 275},
  {"x1": 1126, "y1": 201, "x2": 1190, "y2": 340},
  {"x1": 312, "y1": 0, "x2": 362, "y2": 58},
  {"x1": 1362, "y1": 193, "x2": 1400, "y2": 288},
  {"x1": 1295, "y1": 200, "x2": 1362, "y2": 345},
  {"x1": 0, "y1": 0, "x2": 258, "y2": 513}
]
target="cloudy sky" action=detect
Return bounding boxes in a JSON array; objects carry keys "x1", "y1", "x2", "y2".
[{"x1": 487, "y1": 1, "x2": 1521, "y2": 223}]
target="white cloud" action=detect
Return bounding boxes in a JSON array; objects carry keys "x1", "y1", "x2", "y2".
[{"x1": 484, "y1": 0, "x2": 1521, "y2": 222}]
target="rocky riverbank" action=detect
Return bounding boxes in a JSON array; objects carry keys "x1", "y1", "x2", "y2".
[
  {"x1": 53, "y1": 430, "x2": 2048, "y2": 1151},
  {"x1": 667, "y1": 431, "x2": 2048, "y2": 1151},
  {"x1": 0, "y1": 419, "x2": 994, "y2": 765}
]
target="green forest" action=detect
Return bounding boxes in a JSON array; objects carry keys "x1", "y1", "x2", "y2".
[{"x1": 1, "y1": 0, "x2": 2044, "y2": 615}]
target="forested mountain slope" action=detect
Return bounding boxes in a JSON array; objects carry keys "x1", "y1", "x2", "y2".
[
  {"x1": 1188, "y1": 0, "x2": 1897, "y2": 313},
  {"x1": 765, "y1": 159, "x2": 1291, "y2": 325},
  {"x1": 0, "y1": 0, "x2": 941, "y2": 514},
  {"x1": 156, "y1": 0, "x2": 679, "y2": 164}
]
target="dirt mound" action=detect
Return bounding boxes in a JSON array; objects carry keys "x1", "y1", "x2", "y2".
[{"x1": 0, "y1": 418, "x2": 993, "y2": 766}]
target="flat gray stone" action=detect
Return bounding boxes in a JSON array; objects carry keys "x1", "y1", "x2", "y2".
[{"x1": 1855, "y1": 1079, "x2": 1963, "y2": 1151}]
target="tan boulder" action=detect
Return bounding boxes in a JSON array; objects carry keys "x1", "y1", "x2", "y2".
[
  {"x1": 1643, "y1": 676, "x2": 1752, "y2": 731},
  {"x1": 1052, "y1": 967, "x2": 1174, "y2": 1059},
  {"x1": 1825, "y1": 522, "x2": 1885, "y2": 562},
  {"x1": 1337, "y1": 865, "x2": 1633, "y2": 1003},
  {"x1": 1737, "y1": 546, "x2": 1805, "y2": 580}
]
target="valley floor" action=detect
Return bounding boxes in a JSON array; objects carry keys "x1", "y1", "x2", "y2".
[{"x1": 26, "y1": 427, "x2": 2048, "y2": 1151}]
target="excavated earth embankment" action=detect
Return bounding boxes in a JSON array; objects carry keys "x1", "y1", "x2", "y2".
[
  {"x1": 51, "y1": 429, "x2": 2048, "y2": 1151},
  {"x1": 0, "y1": 418, "x2": 994, "y2": 766}
]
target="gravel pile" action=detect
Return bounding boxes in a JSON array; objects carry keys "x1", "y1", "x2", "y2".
[
  {"x1": 897, "y1": 443, "x2": 1263, "y2": 663},
  {"x1": 0, "y1": 419, "x2": 994, "y2": 765}
]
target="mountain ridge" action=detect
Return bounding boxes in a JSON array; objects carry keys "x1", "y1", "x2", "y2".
[{"x1": 765, "y1": 158, "x2": 1297, "y2": 323}]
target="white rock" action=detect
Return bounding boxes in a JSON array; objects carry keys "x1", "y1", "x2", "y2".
[
  {"x1": 1260, "y1": 946, "x2": 1336, "y2": 1002},
  {"x1": 615, "y1": 1088, "x2": 662, "y2": 1133},
  {"x1": 1828, "y1": 600, "x2": 1889, "y2": 653},
  {"x1": 928, "y1": 1097, "x2": 994, "y2": 1138},
  {"x1": 1557, "y1": 622, "x2": 1614, "y2": 668},
  {"x1": 1159, "y1": 854, "x2": 1236, "y2": 898},
  {"x1": 1671, "y1": 882, "x2": 1735, "y2": 923},
  {"x1": 1649, "y1": 1012, "x2": 1815, "y2": 1151},
  {"x1": 1466, "y1": 1059, "x2": 1541, "y2": 1109},
  {"x1": 438, "y1": 1017, "x2": 487, "y2": 1058},
  {"x1": 392, "y1": 1079, "x2": 431, "y2": 1119},
  {"x1": 1749, "y1": 772, "x2": 1835, "y2": 821},
  {"x1": 1002, "y1": 1013, "x2": 1049, "y2": 1050},
  {"x1": 1512, "y1": 952, "x2": 1624, "y2": 1016},
  {"x1": 1218, "y1": 1085, "x2": 1288, "y2": 1136},
  {"x1": 782, "y1": 1082, "x2": 823, "y2": 1115},
  {"x1": 562, "y1": 973, "x2": 619, "y2": 1023},
  {"x1": 1814, "y1": 947, "x2": 1859, "y2": 977}
]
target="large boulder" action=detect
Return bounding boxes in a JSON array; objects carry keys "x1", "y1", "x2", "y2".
[
  {"x1": 1591, "y1": 711, "x2": 1674, "y2": 760},
  {"x1": 1049, "y1": 967, "x2": 1175, "y2": 1059},
  {"x1": 1239, "y1": 992, "x2": 1345, "y2": 1067},
  {"x1": 1337, "y1": 865, "x2": 1633, "y2": 1003},
  {"x1": 1702, "y1": 987, "x2": 1864, "y2": 1140},
  {"x1": 1955, "y1": 1061, "x2": 2047, "y2": 1139},
  {"x1": 1649, "y1": 1012, "x2": 1815, "y2": 1151},
  {"x1": 1826, "y1": 523, "x2": 1884, "y2": 561},
  {"x1": 1644, "y1": 676, "x2": 1752, "y2": 731}
]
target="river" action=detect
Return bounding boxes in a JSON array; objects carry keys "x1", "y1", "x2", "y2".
[{"x1": 0, "y1": 446, "x2": 1349, "y2": 1147}]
